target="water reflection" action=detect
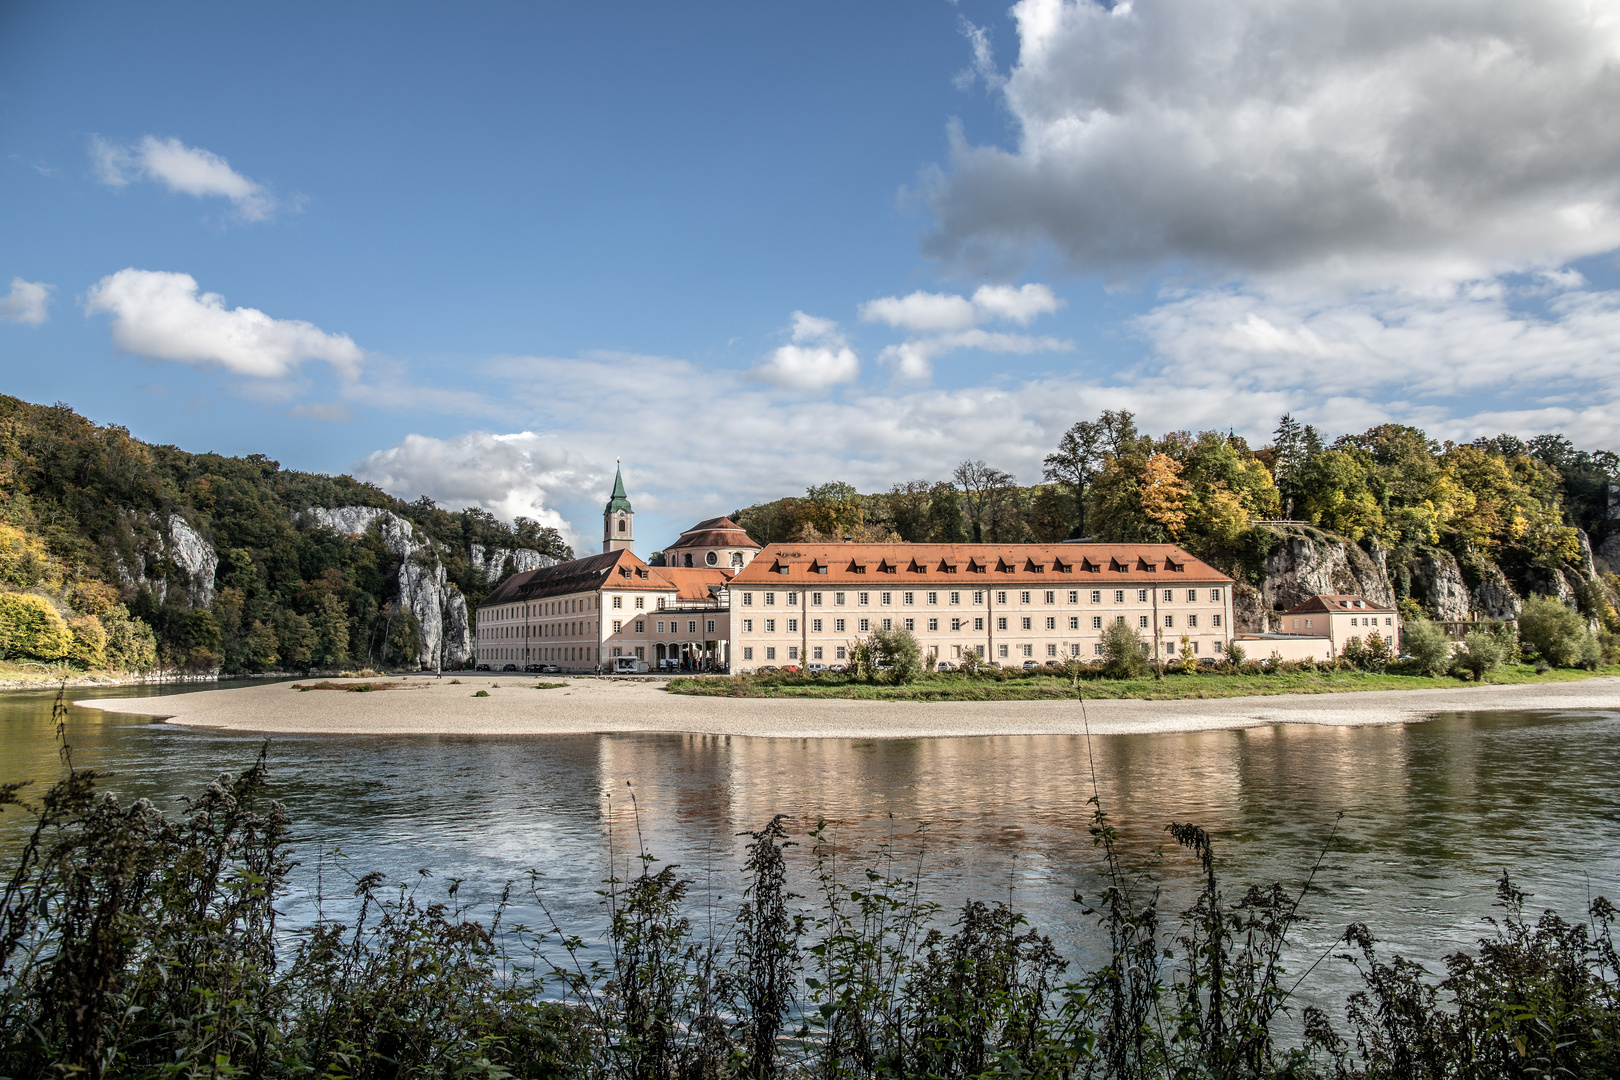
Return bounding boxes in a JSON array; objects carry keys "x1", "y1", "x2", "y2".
[{"x1": 2, "y1": 685, "x2": 1617, "y2": 1006}]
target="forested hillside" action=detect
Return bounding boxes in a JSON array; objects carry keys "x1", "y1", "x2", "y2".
[
  {"x1": 0, "y1": 396, "x2": 570, "y2": 674},
  {"x1": 733, "y1": 411, "x2": 1620, "y2": 630}
]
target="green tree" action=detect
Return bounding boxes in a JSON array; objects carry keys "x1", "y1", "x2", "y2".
[
  {"x1": 0, "y1": 592, "x2": 73, "y2": 660},
  {"x1": 1100, "y1": 619, "x2": 1148, "y2": 678},
  {"x1": 1518, "y1": 595, "x2": 1585, "y2": 667},
  {"x1": 1453, "y1": 629, "x2": 1504, "y2": 681},
  {"x1": 1043, "y1": 418, "x2": 1105, "y2": 537},
  {"x1": 243, "y1": 620, "x2": 279, "y2": 672},
  {"x1": 1401, "y1": 617, "x2": 1452, "y2": 676},
  {"x1": 927, "y1": 482, "x2": 965, "y2": 542},
  {"x1": 274, "y1": 610, "x2": 315, "y2": 670},
  {"x1": 886, "y1": 480, "x2": 932, "y2": 542},
  {"x1": 308, "y1": 590, "x2": 350, "y2": 668},
  {"x1": 866, "y1": 626, "x2": 923, "y2": 683},
  {"x1": 804, "y1": 482, "x2": 864, "y2": 538},
  {"x1": 1026, "y1": 485, "x2": 1075, "y2": 543},
  {"x1": 66, "y1": 613, "x2": 107, "y2": 668},
  {"x1": 952, "y1": 461, "x2": 1017, "y2": 543}
]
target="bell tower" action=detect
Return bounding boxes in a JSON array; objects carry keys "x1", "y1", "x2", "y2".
[{"x1": 603, "y1": 459, "x2": 634, "y2": 553}]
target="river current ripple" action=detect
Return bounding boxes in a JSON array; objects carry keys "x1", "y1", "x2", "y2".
[{"x1": 4, "y1": 681, "x2": 1617, "y2": 1011}]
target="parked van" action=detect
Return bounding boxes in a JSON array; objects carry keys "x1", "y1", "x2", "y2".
[{"x1": 613, "y1": 656, "x2": 650, "y2": 674}]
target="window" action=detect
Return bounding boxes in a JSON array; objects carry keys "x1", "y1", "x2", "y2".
[
  {"x1": 612, "y1": 596, "x2": 623, "y2": 609},
  {"x1": 1047, "y1": 644, "x2": 1058, "y2": 657},
  {"x1": 1114, "y1": 590, "x2": 1125, "y2": 603},
  {"x1": 1186, "y1": 589, "x2": 1197, "y2": 602},
  {"x1": 1163, "y1": 589, "x2": 1174, "y2": 602},
  {"x1": 903, "y1": 592, "x2": 914, "y2": 605},
  {"x1": 997, "y1": 617, "x2": 1008, "y2": 630},
  {"x1": 950, "y1": 618, "x2": 962, "y2": 631},
  {"x1": 707, "y1": 620, "x2": 715, "y2": 633},
  {"x1": 813, "y1": 646, "x2": 823, "y2": 660},
  {"x1": 764, "y1": 619, "x2": 776, "y2": 632},
  {"x1": 657, "y1": 620, "x2": 666, "y2": 633},
  {"x1": 950, "y1": 591, "x2": 961, "y2": 604},
  {"x1": 1090, "y1": 590, "x2": 1101, "y2": 603},
  {"x1": 766, "y1": 647, "x2": 776, "y2": 660},
  {"x1": 1211, "y1": 588, "x2": 1222, "y2": 601},
  {"x1": 742, "y1": 619, "x2": 753, "y2": 632},
  {"x1": 1164, "y1": 615, "x2": 1174, "y2": 627},
  {"x1": 812, "y1": 592, "x2": 822, "y2": 605},
  {"x1": 997, "y1": 591, "x2": 1008, "y2": 604},
  {"x1": 635, "y1": 596, "x2": 645, "y2": 609},
  {"x1": 834, "y1": 592, "x2": 845, "y2": 604},
  {"x1": 1214, "y1": 641, "x2": 1224, "y2": 654},
  {"x1": 973, "y1": 591, "x2": 984, "y2": 604},
  {"x1": 858, "y1": 618, "x2": 870, "y2": 632},
  {"x1": 1069, "y1": 616, "x2": 1080, "y2": 630},
  {"x1": 1165, "y1": 641, "x2": 1176, "y2": 654},
  {"x1": 706, "y1": 551, "x2": 718, "y2": 566},
  {"x1": 903, "y1": 618, "x2": 915, "y2": 631},
  {"x1": 1020, "y1": 591, "x2": 1031, "y2": 603},
  {"x1": 1041, "y1": 617, "x2": 1053, "y2": 630},
  {"x1": 927, "y1": 618, "x2": 939, "y2": 631},
  {"x1": 1021, "y1": 617, "x2": 1032, "y2": 630},
  {"x1": 613, "y1": 620, "x2": 623, "y2": 632},
  {"x1": 858, "y1": 592, "x2": 870, "y2": 606},
  {"x1": 634, "y1": 646, "x2": 644, "y2": 659},
  {"x1": 812, "y1": 619, "x2": 823, "y2": 632},
  {"x1": 1044, "y1": 591, "x2": 1055, "y2": 603},
  {"x1": 743, "y1": 647, "x2": 754, "y2": 660},
  {"x1": 1385, "y1": 617, "x2": 1392, "y2": 626},
  {"x1": 1071, "y1": 644, "x2": 1082, "y2": 657},
  {"x1": 1192, "y1": 641, "x2": 1200, "y2": 654},
  {"x1": 1188, "y1": 615, "x2": 1198, "y2": 628},
  {"x1": 1021, "y1": 644, "x2": 1033, "y2": 657},
  {"x1": 741, "y1": 592, "x2": 753, "y2": 606},
  {"x1": 732, "y1": 552, "x2": 744, "y2": 567},
  {"x1": 835, "y1": 618, "x2": 846, "y2": 632},
  {"x1": 1304, "y1": 618, "x2": 1313, "y2": 628},
  {"x1": 1212, "y1": 614, "x2": 1222, "y2": 627},
  {"x1": 881, "y1": 618, "x2": 893, "y2": 630},
  {"x1": 1115, "y1": 616, "x2": 1126, "y2": 626},
  {"x1": 612, "y1": 646, "x2": 622, "y2": 657},
  {"x1": 974, "y1": 617, "x2": 984, "y2": 631},
  {"x1": 1137, "y1": 589, "x2": 1149, "y2": 602},
  {"x1": 787, "y1": 619, "x2": 798, "y2": 632},
  {"x1": 998, "y1": 644, "x2": 1009, "y2": 658},
  {"x1": 635, "y1": 620, "x2": 645, "y2": 632},
  {"x1": 880, "y1": 592, "x2": 892, "y2": 605},
  {"x1": 765, "y1": 592, "x2": 776, "y2": 606},
  {"x1": 786, "y1": 593, "x2": 796, "y2": 605},
  {"x1": 688, "y1": 620, "x2": 697, "y2": 633},
  {"x1": 1139, "y1": 615, "x2": 1150, "y2": 628},
  {"x1": 927, "y1": 591, "x2": 939, "y2": 604},
  {"x1": 788, "y1": 647, "x2": 799, "y2": 660},
  {"x1": 1068, "y1": 591, "x2": 1078, "y2": 603},
  {"x1": 836, "y1": 646, "x2": 847, "y2": 660}
]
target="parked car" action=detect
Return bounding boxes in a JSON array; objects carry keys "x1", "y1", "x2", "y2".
[
  {"x1": 501, "y1": 663, "x2": 518, "y2": 672},
  {"x1": 807, "y1": 663, "x2": 827, "y2": 674},
  {"x1": 826, "y1": 664, "x2": 846, "y2": 673},
  {"x1": 1022, "y1": 660, "x2": 1040, "y2": 669},
  {"x1": 613, "y1": 656, "x2": 650, "y2": 674},
  {"x1": 524, "y1": 663, "x2": 544, "y2": 673},
  {"x1": 935, "y1": 661, "x2": 955, "y2": 672},
  {"x1": 475, "y1": 664, "x2": 491, "y2": 671},
  {"x1": 538, "y1": 664, "x2": 561, "y2": 673}
]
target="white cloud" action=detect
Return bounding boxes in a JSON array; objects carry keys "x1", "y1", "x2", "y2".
[
  {"x1": 860, "y1": 283, "x2": 1068, "y2": 379},
  {"x1": 747, "y1": 310, "x2": 861, "y2": 390},
  {"x1": 353, "y1": 431, "x2": 601, "y2": 550},
  {"x1": 90, "y1": 135, "x2": 279, "y2": 220},
  {"x1": 85, "y1": 269, "x2": 364, "y2": 379},
  {"x1": 0, "y1": 278, "x2": 52, "y2": 326},
  {"x1": 926, "y1": 0, "x2": 1620, "y2": 284}
]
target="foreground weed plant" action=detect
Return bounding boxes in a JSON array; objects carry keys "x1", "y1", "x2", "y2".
[{"x1": 2, "y1": 689, "x2": 1616, "y2": 1079}]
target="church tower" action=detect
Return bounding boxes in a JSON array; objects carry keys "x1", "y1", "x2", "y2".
[{"x1": 603, "y1": 459, "x2": 634, "y2": 553}]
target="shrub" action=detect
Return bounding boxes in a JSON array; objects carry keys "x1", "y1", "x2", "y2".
[
  {"x1": 0, "y1": 591, "x2": 73, "y2": 661},
  {"x1": 1578, "y1": 631, "x2": 1604, "y2": 670},
  {"x1": 1225, "y1": 641, "x2": 1246, "y2": 668},
  {"x1": 1100, "y1": 619, "x2": 1149, "y2": 678},
  {"x1": 65, "y1": 613, "x2": 106, "y2": 669},
  {"x1": 1518, "y1": 595, "x2": 1586, "y2": 667},
  {"x1": 1452, "y1": 630, "x2": 1503, "y2": 681},
  {"x1": 868, "y1": 626, "x2": 923, "y2": 683},
  {"x1": 1402, "y1": 616, "x2": 1453, "y2": 676}
]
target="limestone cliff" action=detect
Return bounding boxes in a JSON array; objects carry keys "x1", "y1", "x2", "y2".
[
  {"x1": 115, "y1": 512, "x2": 219, "y2": 608},
  {"x1": 469, "y1": 544, "x2": 555, "y2": 580},
  {"x1": 1256, "y1": 528, "x2": 1396, "y2": 613},
  {"x1": 303, "y1": 506, "x2": 473, "y2": 667}
]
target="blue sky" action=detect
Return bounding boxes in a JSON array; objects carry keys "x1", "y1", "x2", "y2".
[{"x1": 4, "y1": 1, "x2": 1620, "y2": 553}]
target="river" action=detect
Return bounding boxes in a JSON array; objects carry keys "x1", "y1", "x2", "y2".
[{"x1": 3, "y1": 680, "x2": 1617, "y2": 1010}]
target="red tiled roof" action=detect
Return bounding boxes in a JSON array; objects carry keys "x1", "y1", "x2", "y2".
[
  {"x1": 665, "y1": 516, "x2": 760, "y2": 550},
  {"x1": 1281, "y1": 594, "x2": 1395, "y2": 615},
  {"x1": 478, "y1": 549, "x2": 673, "y2": 607},
  {"x1": 661, "y1": 567, "x2": 734, "y2": 602},
  {"x1": 729, "y1": 543, "x2": 1232, "y2": 587}
]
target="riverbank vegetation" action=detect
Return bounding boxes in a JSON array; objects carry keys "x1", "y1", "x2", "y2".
[
  {"x1": 3, "y1": 712, "x2": 1616, "y2": 1078},
  {"x1": 670, "y1": 662, "x2": 1620, "y2": 701}
]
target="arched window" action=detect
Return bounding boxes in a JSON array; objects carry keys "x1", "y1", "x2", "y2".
[
  {"x1": 618, "y1": 518, "x2": 626, "y2": 533},
  {"x1": 683, "y1": 553, "x2": 693, "y2": 567},
  {"x1": 706, "y1": 551, "x2": 718, "y2": 566},
  {"x1": 731, "y1": 552, "x2": 744, "y2": 567}
]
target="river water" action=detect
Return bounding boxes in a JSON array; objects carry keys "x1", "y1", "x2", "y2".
[{"x1": 3, "y1": 681, "x2": 1618, "y2": 1010}]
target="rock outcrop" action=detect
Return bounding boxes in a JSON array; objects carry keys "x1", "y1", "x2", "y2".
[
  {"x1": 303, "y1": 506, "x2": 473, "y2": 667},
  {"x1": 1257, "y1": 529, "x2": 1396, "y2": 613},
  {"x1": 1470, "y1": 561, "x2": 1522, "y2": 620},
  {"x1": 1597, "y1": 531, "x2": 1620, "y2": 574},
  {"x1": 116, "y1": 512, "x2": 218, "y2": 608},
  {"x1": 1406, "y1": 548, "x2": 1471, "y2": 621},
  {"x1": 469, "y1": 544, "x2": 554, "y2": 580}
]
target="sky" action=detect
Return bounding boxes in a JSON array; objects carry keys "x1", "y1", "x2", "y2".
[{"x1": 3, "y1": 0, "x2": 1620, "y2": 554}]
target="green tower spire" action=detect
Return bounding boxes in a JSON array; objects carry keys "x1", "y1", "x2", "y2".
[{"x1": 606, "y1": 459, "x2": 632, "y2": 513}]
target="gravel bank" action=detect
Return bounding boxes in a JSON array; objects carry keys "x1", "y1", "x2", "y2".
[{"x1": 76, "y1": 675, "x2": 1620, "y2": 738}]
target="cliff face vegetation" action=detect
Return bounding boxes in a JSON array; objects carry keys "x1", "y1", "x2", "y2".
[
  {"x1": 733, "y1": 413, "x2": 1620, "y2": 636},
  {"x1": 0, "y1": 396, "x2": 571, "y2": 674}
]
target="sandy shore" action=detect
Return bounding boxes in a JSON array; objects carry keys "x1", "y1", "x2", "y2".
[{"x1": 74, "y1": 674, "x2": 1620, "y2": 739}]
